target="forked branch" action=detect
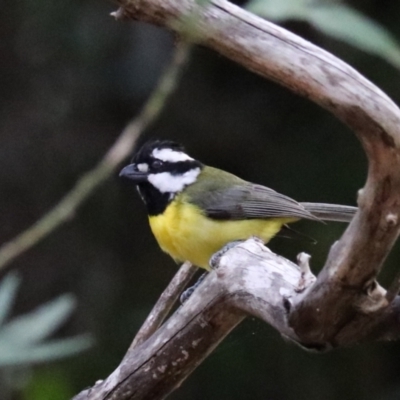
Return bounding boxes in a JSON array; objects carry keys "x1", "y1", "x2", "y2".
[{"x1": 73, "y1": 0, "x2": 400, "y2": 398}]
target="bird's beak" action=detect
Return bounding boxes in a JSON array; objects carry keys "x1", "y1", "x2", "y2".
[{"x1": 119, "y1": 164, "x2": 148, "y2": 183}]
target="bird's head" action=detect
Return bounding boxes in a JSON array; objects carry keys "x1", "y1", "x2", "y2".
[{"x1": 120, "y1": 140, "x2": 203, "y2": 215}]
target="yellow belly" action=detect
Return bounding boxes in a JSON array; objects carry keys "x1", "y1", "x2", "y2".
[{"x1": 149, "y1": 201, "x2": 295, "y2": 270}]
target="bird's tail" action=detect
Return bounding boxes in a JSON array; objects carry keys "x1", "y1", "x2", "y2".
[{"x1": 300, "y1": 202, "x2": 357, "y2": 223}]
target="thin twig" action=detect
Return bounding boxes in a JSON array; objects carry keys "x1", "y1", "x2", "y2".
[
  {"x1": 130, "y1": 261, "x2": 197, "y2": 350},
  {"x1": 0, "y1": 41, "x2": 192, "y2": 272}
]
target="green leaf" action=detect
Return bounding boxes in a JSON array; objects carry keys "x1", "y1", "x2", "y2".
[
  {"x1": 247, "y1": 0, "x2": 400, "y2": 69},
  {"x1": 0, "y1": 278, "x2": 92, "y2": 368},
  {"x1": 0, "y1": 273, "x2": 21, "y2": 326},
  {"x1": 247, "y1": 0, "x2": 310, "y2": 21},
  {"x1": 0, "y1": 294, "x2": 76, "y2": 345},
  {"x1": 309, "y1": 4, "x2": 400, "y2": 69},
  {"x1": 0, "y1": 335, "x2": 93, "y2": 367}
]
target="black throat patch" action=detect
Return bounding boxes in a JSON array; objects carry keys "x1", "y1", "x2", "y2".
[{"x1": 137, "y1": 182, "x2": 173, "y2": 216}]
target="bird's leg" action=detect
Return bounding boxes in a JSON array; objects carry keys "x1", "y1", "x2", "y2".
[
  {"x1": 209, "y1": 240, "x2": 246, "y2": 269},
  {"x1": 180, "y1": 272, "x2": 208, "y2": 304}
]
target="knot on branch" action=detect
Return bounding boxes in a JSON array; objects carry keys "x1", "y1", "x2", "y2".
[
  {"x1": 385, "y1": 212, "x2": 399, "y2": 229},
  {"x1": 355, "y1": 280, "x2": 388, "y2": 313}
]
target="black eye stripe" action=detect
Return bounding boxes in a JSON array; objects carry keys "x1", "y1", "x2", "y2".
[
  {"x1": 132, "y1": 141, "x2": 203, "y2": 174},
  {"x1": 149, "y1": 160, "x2": 202, "y2": 174}
]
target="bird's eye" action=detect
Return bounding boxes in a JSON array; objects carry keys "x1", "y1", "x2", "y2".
[{"x1": 152, "y1": 160, "x2": 163, "y2": 169}]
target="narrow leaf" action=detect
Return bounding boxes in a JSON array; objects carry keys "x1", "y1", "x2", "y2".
[
  {"x1": 0, "y1": 335, "x2": 93, "y2": 367},
  {"x1": 309, "y1": 4, "x2": 400, "y2": 69},
  {"x1": 247, "y1": 0, "x2": 400, "y2": 69},
  {"x1": 0, "y1": 294, "x2": 76, "y2": 345},
  {"x1": 247, "y1": 0, "x2": 309, "y2": 21},
  {"x1": 0, "y1": 273, "x2": 20, "y2": 326}
]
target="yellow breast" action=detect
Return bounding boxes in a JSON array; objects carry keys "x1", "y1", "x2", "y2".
[{"x1": 149, "y1": 198, "x2": 295, "y2": 270}]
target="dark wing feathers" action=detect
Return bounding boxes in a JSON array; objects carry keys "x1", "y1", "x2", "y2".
[
  {"x1": 185, "y1": 168, "x2": 355, "y2": 222},
  {"x1": 193, "y1": 183, "x2": 319, "y2": 221}
]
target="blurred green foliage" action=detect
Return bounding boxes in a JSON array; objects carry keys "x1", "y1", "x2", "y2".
[
  {"x1": 0, "y1": 273, "x2": 91, "y2": 398},
  {"x1": 1, "y1": 0, "x2": 400, "y2": 399},
  {"x1": 22, "y1": 368, "x2": 75, "y2": 400},
  {"x1": 247, "y1": 0, "x2": 400, "y2": 68}
]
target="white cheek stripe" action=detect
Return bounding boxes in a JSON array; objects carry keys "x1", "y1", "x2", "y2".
[
  {"x1": 148, "y1": 168, "x2": 201, "y2": 193},
  {"x1": 152, "y1": 148, "x2": 193, "y2": 163}
]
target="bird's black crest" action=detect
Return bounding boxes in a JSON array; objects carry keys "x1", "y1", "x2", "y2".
[{"x1": 132, "y1": 140, "x2": 185, "y2": 163}]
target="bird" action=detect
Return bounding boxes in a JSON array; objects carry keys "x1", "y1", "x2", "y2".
[{"x1": 120, "y1": 140, "x2": 357, "y2": 271}]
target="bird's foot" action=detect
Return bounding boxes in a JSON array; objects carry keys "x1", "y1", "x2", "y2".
[
  {"x1": 209, "y1": 240, "x2": 245, "y2": 269},
  {"x1": 180, "y1": 272, "x2": 208, "y2": 304}
]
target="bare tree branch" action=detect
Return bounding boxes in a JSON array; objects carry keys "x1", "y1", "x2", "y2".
[
  {"x1": 73, "y1": 239, "x2": 400, "y2": 400},
  {"x1": 72, "y1": 0, "x2": 400, "y2": 398},
  {"x1": 116, "y1": 0, "x2": 400, "y2": 344},
  {"x1": 0, "y1": 41, "x2": 192, "y2": 272}
]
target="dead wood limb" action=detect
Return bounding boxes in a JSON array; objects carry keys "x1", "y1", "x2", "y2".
[
  {"x1": 72, "y1": 239, "x2": 302, "y2": 400},
  {"x1": 115, "y1": 0, "x2": 400, "y2": 347},
  {"x1": 72, "y1": 0, "x2": 400, "y2": 398},
  {"x1": 73, "y1": 239, "x2": 400, "y2": 399}
]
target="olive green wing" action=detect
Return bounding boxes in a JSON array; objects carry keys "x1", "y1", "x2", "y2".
[
  {"x1": 195, "y1": 183, "x2": 318, "y2": 221},
  {"x1": 186, "y1": 167, "x2": 318, "y2": 221}
]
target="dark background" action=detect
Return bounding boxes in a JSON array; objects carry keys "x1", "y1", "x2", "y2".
[{"x1": 2, "y1": 0, "x2": 400, "y2": 399}]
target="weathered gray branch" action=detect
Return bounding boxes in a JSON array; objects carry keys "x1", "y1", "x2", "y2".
[
  {"x1": 72, "y1": 239, "x2": 303, "y2": 400},
  {"x1": 73, "y1": 0, "x2": 400, "y2": 398}
]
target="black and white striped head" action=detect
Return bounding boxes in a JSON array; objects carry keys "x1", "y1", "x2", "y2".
[{"x1": 120, "y1": 140, "x2": 203, "y2": 215}]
